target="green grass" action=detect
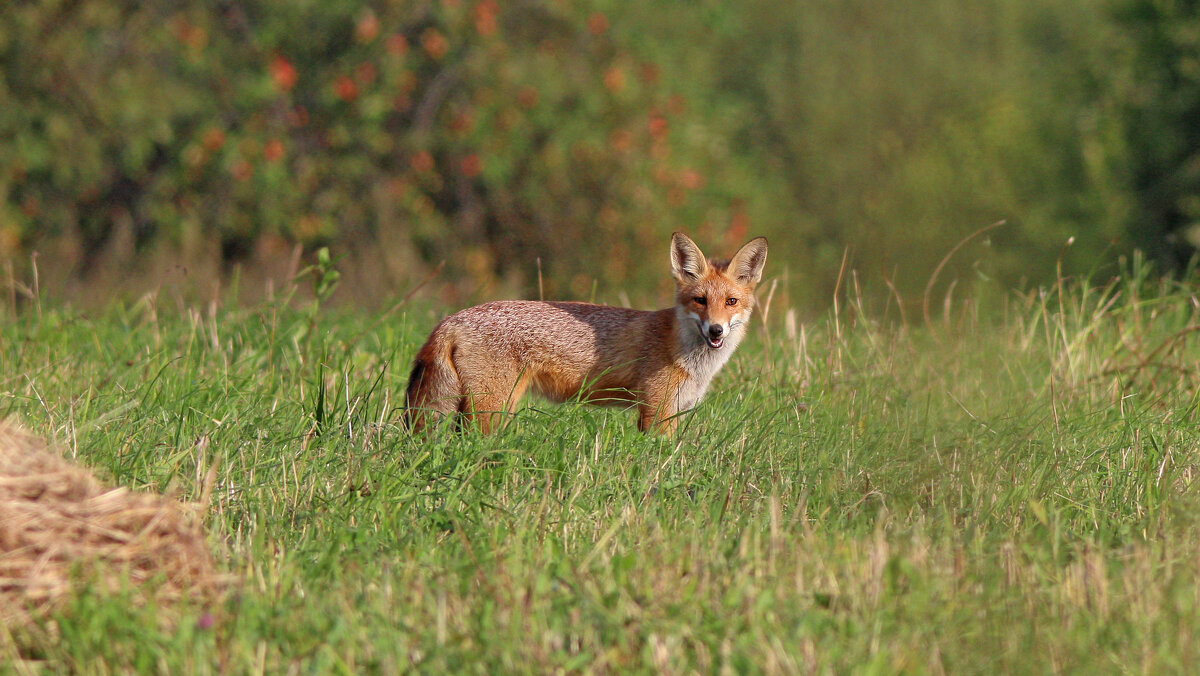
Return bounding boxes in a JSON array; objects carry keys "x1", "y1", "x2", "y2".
[{"x1": 5, "y1": 265, "x2": 1200, "y2": 674}]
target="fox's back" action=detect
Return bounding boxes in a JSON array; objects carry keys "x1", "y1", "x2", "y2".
[
  {"x1": 440, "y1": 300, "x2": 666, "y2": 365},
  {"x1": 433, "y1": 301, "x2": 674, "y2": 401}
]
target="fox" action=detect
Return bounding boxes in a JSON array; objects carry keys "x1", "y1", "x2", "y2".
[{"x1": 404, "y1": 232, "x2": 768, "y2": 435}]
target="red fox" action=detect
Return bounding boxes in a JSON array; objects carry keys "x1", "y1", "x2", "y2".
[{"x1": 404, "y1": 232, "x2": 768, "y2": 434}]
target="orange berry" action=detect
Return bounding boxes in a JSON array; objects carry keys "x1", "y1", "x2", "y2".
[
  {"x1": 517, "y1": 87, "x2": 538, "y2": 109},
  {"x1": 474, "y1": 0, "x2": 498, "y2": 37},
  {"x1": 270, "y1": 56, "x2": 297, "y2": 91},
  {"x1": 202, "y1": 127, "x2": 225, "y2": 152},
  {"x1": 334, "y1": 75, "x2": 358, "y2": 102},
  {"x1": 460, "y1": 153, "x2": 482, "y2": 177},
  {"x1": 263, "y1": 139, "x2": 285, "y2": 163},
  {"x1": 231, "y1": 160, "x2": 253, "y2": 182},
  {"x1": 411, "y1": 150, "x2": 435, "y2": 173},
  {"x1": 422, "y1": 29, "x2": 448, "y2": 60},
  {"x1": 587, "y1": 13, "x2": 609, "y2": 36},
  {"x1": 647, "y1": 114, "x2": 668, "y2": 140},
  {"x1": 386, "y1": 34, "x2": 409, "y2": 56},
  {"x1": 355, "y1": 10, "x2": 379, "y2": 43},
  {"x1": 603, "y1": 66, "x2": 625, "y2": 93}
]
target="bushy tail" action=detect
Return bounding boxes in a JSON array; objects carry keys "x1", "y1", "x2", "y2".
[{"x1": 403, "y1": 332, "x2": 462, "y2": 433}]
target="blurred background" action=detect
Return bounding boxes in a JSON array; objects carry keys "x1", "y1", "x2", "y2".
[{"x1": 1, "y1": 0, "x2": 1198, "y2": 313}]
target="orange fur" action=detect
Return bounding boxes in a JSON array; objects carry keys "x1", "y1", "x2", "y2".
[{"x1": 404, "y1": 233, "x2": 768, "y2": 434}]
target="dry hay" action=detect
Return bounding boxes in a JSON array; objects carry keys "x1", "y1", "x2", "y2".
[{"x1": 0, "y1": 421, "x2": 220, "y2": 626}]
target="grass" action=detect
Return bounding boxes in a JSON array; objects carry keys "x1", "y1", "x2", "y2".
[{"x1": 4, "y1": 261, "x2": 1200, "y2": 674}]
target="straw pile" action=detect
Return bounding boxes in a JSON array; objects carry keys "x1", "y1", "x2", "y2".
[{"x1": 0, "y1": 421, "x2": 220, "y2": 626}]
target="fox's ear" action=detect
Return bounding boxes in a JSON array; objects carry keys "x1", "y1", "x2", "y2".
[
  {"x1": 670, "y1": 232, "x2": 708, "y2": 282},
  {"x1": 728, "y1": 236, "x2": 769, "y2": 286}
]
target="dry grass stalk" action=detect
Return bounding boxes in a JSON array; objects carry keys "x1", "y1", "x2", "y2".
[{"x1": 0, "y1": 421, "x2": 219, "y2": 626}]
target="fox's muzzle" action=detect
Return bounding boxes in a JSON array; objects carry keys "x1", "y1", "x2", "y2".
[{"x1": 705, "y1": 323, "x2": 726, "y2": 349}]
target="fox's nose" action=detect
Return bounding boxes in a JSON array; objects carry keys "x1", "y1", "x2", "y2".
[{"x1": 708, "y1": 324, "x2": 725, "y2": 339}]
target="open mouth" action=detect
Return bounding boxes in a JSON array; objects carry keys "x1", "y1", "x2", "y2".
[{"x1": 705, "y1": 336, "x2": 724, "y2": 349}]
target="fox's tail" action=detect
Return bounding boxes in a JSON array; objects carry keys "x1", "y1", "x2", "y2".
[{"x1": 403, "y1": 330, "x2": 463, "y2": 433}]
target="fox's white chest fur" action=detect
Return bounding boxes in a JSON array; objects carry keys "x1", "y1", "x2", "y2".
[{"x1": 672, "y1": 306, "x2": 748, "y2": 411}]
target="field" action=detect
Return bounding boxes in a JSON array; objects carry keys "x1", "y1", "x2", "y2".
[{"x1": 4, "y1": 264, "x2": 1200, "y2": 674}]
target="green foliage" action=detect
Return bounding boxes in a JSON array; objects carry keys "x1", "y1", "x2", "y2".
[
  {"x1": 0, "y1": 0, "x2": 712, "y2": 299},
  {"x1": 0, "y1": 0, "x2": 1196, "y2": 307},
  {"x1": 4, "y1": 266, "x2": 1200, "y2": 670},
  {"x1": 619, "y1": 0, "x2": 1131, "y2": 299},
  {"x1": 1104, "y1": 0, "x2": 1200, "y2": 267}
]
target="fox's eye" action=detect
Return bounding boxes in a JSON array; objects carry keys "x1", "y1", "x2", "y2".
[
  {"x1": 693, "y1": 296, "x2": 707, "y2": 306},
  {"x1": 726, "y1": 298, "x2": 738, "y2": 307}
]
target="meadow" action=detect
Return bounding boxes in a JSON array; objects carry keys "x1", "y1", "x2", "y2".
[{"x1": 4, "y1": 261, "x2": 1200, "y2": 674}]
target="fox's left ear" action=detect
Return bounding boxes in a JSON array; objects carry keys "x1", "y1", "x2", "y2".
[{"x1": 728, "y1": 237, "x2": 769, "y2": 286}]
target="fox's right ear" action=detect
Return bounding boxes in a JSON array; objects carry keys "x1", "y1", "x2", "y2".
[{"x1": 670, "y1": 232, "x2": 708, "y2": 282}]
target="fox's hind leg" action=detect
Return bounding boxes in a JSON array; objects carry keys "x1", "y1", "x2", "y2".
[
  {"x1": 404, "y1": 336, "x2": 464, "y2": 434},
  {"x1": 459, "y1": 369, "x2": 531, "y2": 435}
]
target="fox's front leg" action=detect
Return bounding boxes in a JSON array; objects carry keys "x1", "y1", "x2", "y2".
[{"x1": 637, "y1": 400, "x2": 678, "y2": 435}]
